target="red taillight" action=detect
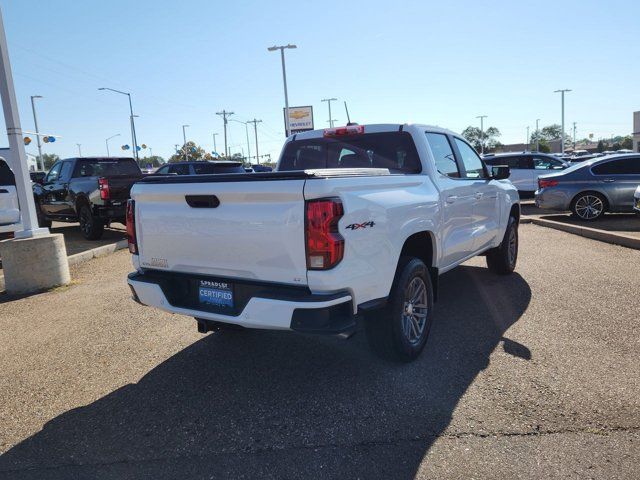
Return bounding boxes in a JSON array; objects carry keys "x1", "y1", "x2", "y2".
[
  {"x1": 305, "y1": 198, "x2": 344, "y2": 270},
  {"x1": 126, "y1": 199, "x2": 137, "y2": 254},
  {"x1": 323, "y1": 125, "x2": 364, "y2": 137},
  {"x1": 98, "y1": 177, "x2": 110, "y2": 200},
  {"x1": 538, "y1": 178, "x2": 559, "y2": 189}
]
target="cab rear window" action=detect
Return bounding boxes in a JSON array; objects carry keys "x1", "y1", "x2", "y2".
[
  {"x1": 278, "y1": 132, "x2": 421, "y2": 173},
  {"x1": 74, "y1": 159, "x2": 141, "y2": 177}
]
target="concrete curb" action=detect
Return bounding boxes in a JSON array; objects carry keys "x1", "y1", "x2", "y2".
[
  {"x1": 0, "y1": 239, "x2": 128, "y2": 292},
  {"x1": 524, "y1": 216, "x2": 640, "y2": 250}
]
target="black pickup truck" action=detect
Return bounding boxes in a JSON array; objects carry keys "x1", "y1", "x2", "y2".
[{"x1": 33, "y1": 157, "x2": 143, "y2": 240}]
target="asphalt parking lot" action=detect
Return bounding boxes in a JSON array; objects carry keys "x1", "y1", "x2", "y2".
[{"x1": 0, "y1": 224, "x2": 638, "y2": 479}]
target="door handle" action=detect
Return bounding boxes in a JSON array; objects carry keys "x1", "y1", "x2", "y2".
[
  {"x1": 446, "y1": 195, "x2": 458, "y2": 204},
  {"x1": 603, "y1": 179, "x2": 615, "y2": 183}
]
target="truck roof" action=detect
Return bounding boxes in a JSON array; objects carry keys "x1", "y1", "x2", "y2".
[{"x1": 291, "y1": 123, "x2": 458, "y2": 140}]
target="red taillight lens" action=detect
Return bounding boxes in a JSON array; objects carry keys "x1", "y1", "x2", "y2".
[
  {"x1": 126, "y1": 199, "x2": 137, "y2": 254},
  {"x1": 305, "y1": 198, "x2": 344, "y2": 270},
  {"x1": 538, "y1": 179, "x2": 559, "y2": 189},
  {"x1": 98, "y1": 177, "x2": 110, "y2": 200},
  {"x1": 323, "y1": 125, "x2": 364, "y2": 137}
]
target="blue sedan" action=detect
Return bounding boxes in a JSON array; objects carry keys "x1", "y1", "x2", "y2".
[{"x1": 535, "y1": 154, "x2": 640, "y2": 220}]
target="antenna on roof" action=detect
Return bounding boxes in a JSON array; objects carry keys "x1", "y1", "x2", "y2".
[{"x1": 344, "y1": 101, "x2": 358, "y2": 126}]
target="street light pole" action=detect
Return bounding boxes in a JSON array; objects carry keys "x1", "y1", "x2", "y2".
[
  {"x1": 182, "y1": 124, "x2": 189, "y2": 162},
  {"x1": 76, "y1": 143, "x2": 82, "y2": 156},
  {"x1": 216, "y1": 110, "x2": 234, "y2": 157},
  {"x1": 105, "y1": 133, "x2": 120, "y2": 157},
  {"x1": 230, "y1": 119, "x2": 251, "y2": 163},
  {"x1": 268, "y1": 44, "x2": 297, "y2": 137},
  {"x1": 247, "y1": 119, "x2": 262, "y2": 164},
  {"x1": 30, "y1": 95, "x2": 44, "y2": 171},
  {"x1": 212, "y1": 133, "x2": 218, "y2": 154},
  {"x1": 476, "y1": 115, "x2": 487, "y2": 154},
  {"x1": 535, "y1": 118, "x2": 540, "y2": 152},
  {"x1": 526, "y1": 126, "x2": 530, "y2": 151},
  {"x1": 554, "y1": 89, "x2": 571, "y2": 155},
  {"x1": 322, "y1": 98, "x2": 337, "y2": 128},
  {"x1": 98, "y1": 87, "x2": 139, "y2": 161},
  {"x1": 572, "y1": 122, "x2": 577, "y2": 149}
]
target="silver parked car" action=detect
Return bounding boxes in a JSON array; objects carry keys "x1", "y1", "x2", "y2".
[{"x1": 535, "y1": 154, "x2": 640, "y2": 220}]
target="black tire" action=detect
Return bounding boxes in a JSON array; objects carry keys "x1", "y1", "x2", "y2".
[
  {"x1": 78, "y1": 204, "x2": 104, "y2": 240},
  {"x1": 365, "y1": 257, "x2": 434, "y2": 362},
  {"x1": 36, "y1": 205, "x2": 52, "y2": 228},
  {"x1": 486, "y1": 216, "x2": 518, "y2": 275},
  {"x1": 571, "y1": 192, "x2": 606, "y2": 221}
]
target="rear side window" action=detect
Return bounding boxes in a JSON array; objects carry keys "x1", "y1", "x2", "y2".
[
  {"x1": 0, "y1": 159, "x2": 15, "y2": 186},
  {"x1": 192, "y1": 162, "x2": 245, "y2": 174},
  {"x1": 278, "y1": 132, "x2": 421, "y2": 173},
  {"x1": 454, "y1": 138, "x2": 487, "y2": 179},
  {"x1": 592, "y1": 157, "x2": 640, "y2": 175},
  {"x1": 75, "y1": 159, "x2": 141, "y2": 177},
  {"x1": 168, "y1": 164, "x2": 190, "y2": 175},
  {"x1": 425, "y1": 132, "x2": 459, "y2": 178}
]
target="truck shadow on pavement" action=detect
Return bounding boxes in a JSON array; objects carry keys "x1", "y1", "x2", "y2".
[{"x1": 0, "y1": 265, "x2": 531, "y2": 479}]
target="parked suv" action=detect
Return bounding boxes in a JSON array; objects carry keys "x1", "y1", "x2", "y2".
[
  {"x1": 483, "y1": 153, "x2": 568, "y2": 194},
  {"x1": 33, "y1": 157, "x2": 143, "y2": 239},
  {"x1": 0, "y1": 157, "x2": 21, "y2": 237},
  {"x1": 127, "y1": 124, "x2": 520, "y2": 362}
]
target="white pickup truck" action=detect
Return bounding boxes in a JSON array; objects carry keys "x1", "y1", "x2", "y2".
[{"x1": 127, "y1": 124, "x2": 520, "y2": 361}]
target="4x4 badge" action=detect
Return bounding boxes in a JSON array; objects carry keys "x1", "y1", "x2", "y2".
[{"x1": 345, "y1": 221, "x2": 375, "y2": 230}]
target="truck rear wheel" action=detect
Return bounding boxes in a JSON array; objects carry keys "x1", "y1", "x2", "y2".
[
  {"x1": 365, "y1": 257, "x2": 434, "y2": 362},
  {"x1": 78, "y1": 204, "x2": 104, "y2": 240}
]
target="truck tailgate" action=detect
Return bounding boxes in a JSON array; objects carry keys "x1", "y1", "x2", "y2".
[{"x1": 132, "y1": 179, "x2": 308, "y2": 285}]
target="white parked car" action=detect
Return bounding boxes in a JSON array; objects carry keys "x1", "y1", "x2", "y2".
[
  {"x1": 0, "y1": 157, "x2": 21, "y2": 236},
  {"x1": 127, "y1": 124, "x2": 520, "y2": 361},
  {"x1": 483, "y1": 152, "x2": 568, "y2": 194}
]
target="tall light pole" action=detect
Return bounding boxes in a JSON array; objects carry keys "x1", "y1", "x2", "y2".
[
  {"x1": 30, "y1": 95, "x2": 44, "y2": 171},
  {"x1": 322, "y1": 98, "x2": 337, "y2": 128},
  {"x1": 526, "y1": 126, "x2": 530, "y2": 151},
  {"x1": 212, "y1": 132, "x2": 218, "y2": 154},
  {"x1": 230, "y1": 119, "x2": 251, "y2": 163},
  {"x1": 247, "y1": 119, "x2": 262, "y2": 164},
  {"x1": 554, "y1": 89, "x2": 571, "y2": 155},
  {"x1": 572, "y1": 122, "x2": 577, "y2": 149},
  {"x1": 268, "y1": 44, "x2": 297, "y2": 137},
  {"x1": 216, "y1": 110, "x2": 234, "y2": 157},
  {"x1": 76, "y1": 143, "x2": 82, "y2": 156},
  {"x1": 535, "y1": 118, "x2": 540, "y2": 151},
  {"x1": 476, "y1": 115, "x2": 487, "y2": 154},
  {"x1": 105, "y1": 133, "x2": 120, "y2": 157},
  {"x1": 98, "y1": 87, "x2": 139, "y2": 161},
  {"x1": 182, "y1": 124, "x2": 189, "y2": 162}
]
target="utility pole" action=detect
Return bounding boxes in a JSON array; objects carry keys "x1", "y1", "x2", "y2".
[
  {"x1": 572, "y1": 122, "x2": 577, "y2": 149},
  {"x1": 30, "y1": 95, "x2": 44, "y2": 170},
  {"x1": 554, "y1": 89, "x2": 571, "y2": 155},
  {"x1": 230, "y1": 119, "x2": 251, "y2": 164},
  {"x1": 268, "y1": 44, "x2": 297, "y2": 137},
  {"x1": 212, "y1": 132, "x2": 218, "y2": 154},
  {"x1": 526, "y1": 126, "x2": 530, "y2": 151},
  {"x1": 322, "y1": 98, "x2": 337, "y2": 128},
  {"x1": 476, "y1": 115, "x2": 487, "y2": 154},
  {"x1": 535, "y1": 118, "x2": 540, "y2": 152},
  {"x1": 247, "y1": 119, "x2": 262, "y2": 164},
  {"x1": 76, "y1": 143, "x2": 82, "y2": 156},
  {"x1": 216, "y1": 110, "x2": 234, "y2": 157},
  {"x1": 182, "y1": 124, "x2": 189, "y2": 162},
  {"x1": 174, "y1": 144, "x2": 179, "y2": 156}
]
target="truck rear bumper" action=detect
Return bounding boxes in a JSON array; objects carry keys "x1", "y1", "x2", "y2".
[{"x1": 127, "y1": 271, "x2": 354, "y2": 333}]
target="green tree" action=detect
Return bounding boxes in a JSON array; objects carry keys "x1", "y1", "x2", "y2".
[
  {"x1": 168, "y1": 141, "x2": 212, "y2": 163},
  {"x1": 597, "y1": 140, "x2": 605, "y2": 153},
  {"x1": 461, "y1": 126, "x2": 501, "y2": 152},
  {"x1": 530, "y1": 124, "x2": 571, "y2": 149},
  {"x1": 620, "y1": 136, "x2": 633, "y2": 150},
  {"x1": 42, "y1": 153, "x2": 60, "y2": 170}
]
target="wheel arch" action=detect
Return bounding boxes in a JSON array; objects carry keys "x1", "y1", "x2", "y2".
[
  {"x1": 397, "y1": 231, "x2": 439, "y2": 301},
  {"x1": 570, "y1": 189, "x2": 610, "y2": 211}
]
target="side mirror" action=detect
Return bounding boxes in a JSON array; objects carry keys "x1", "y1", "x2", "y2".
[{"x1": 491, "y1": 165, "x2": 510, "y2": 180}]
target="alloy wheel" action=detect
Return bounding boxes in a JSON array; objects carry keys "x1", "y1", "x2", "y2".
[
  {"x1": 402, "y1": 277, "x2": 428, "y2": 345},
  {"x1": 575, "y1": 195, "x2": 604, "y2": 220}
]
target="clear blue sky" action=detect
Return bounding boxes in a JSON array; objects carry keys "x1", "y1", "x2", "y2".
[{"x1": 1, "y1": 0, "x2": 638, "y2": 163}]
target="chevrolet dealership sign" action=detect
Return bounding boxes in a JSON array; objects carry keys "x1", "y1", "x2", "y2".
[{"x1": 284, "y1": 106, "x2": 314, "y2": 135}]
